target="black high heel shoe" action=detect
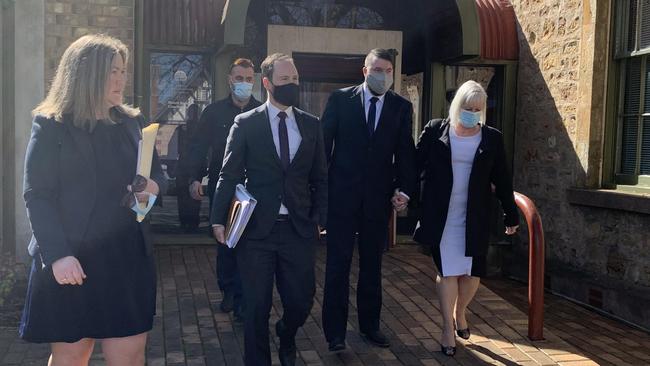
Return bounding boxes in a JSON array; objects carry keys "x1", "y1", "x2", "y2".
[
  {"x1": 456, "y1": 327, "x2": 471, "y2": 340},
  {"x1": 441, "y1": 345, "x2": 456, "y2": 356}
]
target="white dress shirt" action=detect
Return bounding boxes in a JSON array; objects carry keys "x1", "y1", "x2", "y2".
[{"x1": 266, "y1": 100, "x2": 302, "y2": 214}]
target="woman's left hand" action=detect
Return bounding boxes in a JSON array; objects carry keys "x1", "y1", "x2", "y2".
[
  {"x1": 128, "y1": 177, "x2": 159, "y2": 203},
  {"x1": 505, "y1": 225, "x2": 519, "y2": 235}
]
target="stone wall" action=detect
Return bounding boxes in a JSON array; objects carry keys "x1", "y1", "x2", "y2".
[
  {"x1": 44, "y1": 0, "x2": 135, "y2": 100},
  {"x1": 510, "y1": 0, "x2": 650, "y2": 327}
]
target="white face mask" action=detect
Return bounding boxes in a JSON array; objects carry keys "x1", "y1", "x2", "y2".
[{"x1": 131, "y1": 192, "x2": 157, "y2": 217}]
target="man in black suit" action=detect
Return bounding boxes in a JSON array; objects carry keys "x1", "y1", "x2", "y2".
[
  {"x1": 321, "y1": 48, "x2": 417, "y2": 351},
  {"x1": 211, "y1": 53, "x2": 327, "y2": 366},
  {"x1": 185, "y1": 58, "x2": 262, "y2": 316}
]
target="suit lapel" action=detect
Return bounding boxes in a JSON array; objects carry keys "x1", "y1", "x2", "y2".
[
  {"x1": 259, "y1": 105, "x2": 284, "y2": 170},
  {"x1": 438, "y1": 120, "x2": 452, "y2": 158},
  {"x1": 350, "y1": 85, "x2": 369, "y2": 136},
  {"x1": 289, "y1": 109, "x2": 308, "y2": 169},
  {"x1": 123, "y1": 116, "x2": 142, "y2": 151},
  {"x1": 372, "y1": 91, "x2": 395, "y2": 140}
]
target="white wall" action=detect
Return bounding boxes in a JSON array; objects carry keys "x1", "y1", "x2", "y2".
[{"x1": 12, "y1": 0, "x2": 44, "y2": 261}]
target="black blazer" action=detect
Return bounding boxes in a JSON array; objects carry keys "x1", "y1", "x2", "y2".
[
  {"x1": 413, "y1": 119, "x2": 519, "y2": 256},
  {"x1": 185, "y1": 96, "x2": 262, "y2": 184},
  {"x1": 210, "y1": 105, "x2": 328, "y2": 239},
  {"x1": 23, "y1": 114, "x2": 167, "y2": 266},
  {"x1": 322, "y1": 84, "x2": 417, "y2": 222}
]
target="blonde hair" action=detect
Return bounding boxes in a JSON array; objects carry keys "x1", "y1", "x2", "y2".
[
  {"x1": 448, "y1": 80, "x2": 487, "y2": 126},
  {"x1": 33, "y1": 34, "x2": 139, "y2": 130}
]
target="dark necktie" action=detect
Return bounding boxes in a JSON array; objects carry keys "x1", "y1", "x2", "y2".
[
  {"x1": 367, "y1": 96, "x2": 379, "y2": 136},
  {"x1": 278, "y1": 111, "x2": 290, "y2": 170}
]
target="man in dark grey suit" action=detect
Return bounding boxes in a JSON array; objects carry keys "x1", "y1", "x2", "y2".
[{"x1": 210, "y1": 53, "x2": 327, "y2": 366}]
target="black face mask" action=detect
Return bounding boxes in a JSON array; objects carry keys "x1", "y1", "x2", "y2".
[{"x1": 271, "y1": 82, "x2": 300, "y2": 107}]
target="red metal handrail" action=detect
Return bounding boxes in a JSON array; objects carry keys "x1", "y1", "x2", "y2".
[{"x1": 514, "y1": 191, "x2": 545, "y2": 341}]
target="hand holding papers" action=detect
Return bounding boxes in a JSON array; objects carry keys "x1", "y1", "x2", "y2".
[{"x1": 224, "y1": 184, "x2": 257, "y2": 248}]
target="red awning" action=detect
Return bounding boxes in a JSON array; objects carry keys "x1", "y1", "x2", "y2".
[{"x1": 476, "y1": 0, "x2": 519, "y2": 60}]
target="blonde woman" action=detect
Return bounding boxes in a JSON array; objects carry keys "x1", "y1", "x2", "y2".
[
  {"x1": 19, "y1": 34, "x2": 166, "y2": 365},
  {"x1": 413, "y1": 80, "x2": 519, "y2": 356}
]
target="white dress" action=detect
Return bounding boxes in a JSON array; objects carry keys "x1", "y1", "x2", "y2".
[{"x1": 439, "y1": 127, "x2": 482, "y2": 277}]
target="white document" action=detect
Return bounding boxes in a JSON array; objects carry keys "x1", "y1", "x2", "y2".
[{"x1": 225, "y1": 184, "x2": 257, "y2": 248}]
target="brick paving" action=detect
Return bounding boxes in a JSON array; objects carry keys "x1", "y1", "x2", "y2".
[{"x1": 3, "y1": 241, "x2": 650, "y2": 365}]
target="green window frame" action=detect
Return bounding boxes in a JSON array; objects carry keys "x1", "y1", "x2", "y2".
[{"x1": 611, "y1": 0, "x2": 650, "y2": 189}]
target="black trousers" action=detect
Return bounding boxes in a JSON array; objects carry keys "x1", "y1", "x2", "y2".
[
  {"x1": 237, "y1": 220, "x2": 316, "y2": 366},
  {"x1": 209, "y1": 182, "x2": 243, "y2": 308},
  {"x1": 322, "y1": 214, "x2": 388, "y2": 342}
]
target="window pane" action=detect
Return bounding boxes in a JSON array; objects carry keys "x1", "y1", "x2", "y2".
[
  {"x1": 641, "y1": 0, "x2": 650, "y2": 49},
  {"x1": 641, "y1": 116, "x2": 650, "y2": 175},
  {"x1": 624, "y1": 58, "x2": 642, "y2": 114},
  {"x1": 621, "y1": 116, "x2": 639, "y2": 174},
  {"x1": 628, "y1": 0, "x2": 638, "y2": 52},
  {"x1": 646, "y1": 57, "x2": 650, "y2": 113}
]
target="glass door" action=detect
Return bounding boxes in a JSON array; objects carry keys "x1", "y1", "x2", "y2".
[{"x1": 146, "y1": 52, "x2": 213, "y2": 179}]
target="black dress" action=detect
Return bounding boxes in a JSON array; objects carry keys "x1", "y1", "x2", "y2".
[{"x1": 19, "y1": 121, "x2": 157, "y2": 343}]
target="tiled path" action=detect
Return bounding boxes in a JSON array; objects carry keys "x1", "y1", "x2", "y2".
[{"x1": 3, "y1": 242, "x2": 650, "y2": 365}]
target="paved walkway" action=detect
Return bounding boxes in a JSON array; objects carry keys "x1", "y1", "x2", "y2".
[{"x1": 3, "y1": 241, "x2": 650, "y2": 365}]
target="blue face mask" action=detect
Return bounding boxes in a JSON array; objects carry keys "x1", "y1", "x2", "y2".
[
  {"x1": 232, "y1": 82, "x2": 253, "y2": 101},
  {"x1": 131, "y1": 192, "x2": 157, "y2": 218},
  {"x1": 459, "y1": 109, "x2": 481, "y2": 128}
]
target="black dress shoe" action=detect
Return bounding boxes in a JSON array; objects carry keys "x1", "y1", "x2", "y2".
[
  {"x1": 441, "y1": 345, "x2": 456, "y2": 356},
  {"x1": 276, "y1": 321, "x2": 296, "y2": 366},
  {"x1": 456, "y1": 327, "x2": 470, "y2": 340},
  {"x1": 328, "y1": 337, "x2": 346, "y2": 352},
  {"x1": 219, "y1": 291, "x2": 234, "y2": 313},
  {"x1": 361, "y1": 330, "x2": 390, "y2": 348}
]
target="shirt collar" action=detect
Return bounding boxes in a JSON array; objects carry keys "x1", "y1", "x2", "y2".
[
  {"x1": 266, "y1": 99, "x2": 295, "y2": 121},
  {"x1": 362, "y1": 82, "x2": 386, "y2": 104}
]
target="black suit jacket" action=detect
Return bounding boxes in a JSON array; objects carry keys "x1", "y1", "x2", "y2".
[
  {"x1": 23, "y1": 114, "x2": 167, "y2": 266},
  {"x1": 413, "y1": 118, "x2": 519, "y2": 256},
  {"x1": 322, "y1": 84, "x2": 417, "y2": 222},
  {"x1": 185, "y1": 96, "x2": 262, "y2": 184},
  {"x1": 210, "y1": 104, "x2": 328, "y2": 239}
]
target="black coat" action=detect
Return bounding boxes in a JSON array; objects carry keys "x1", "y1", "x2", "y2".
[
  {"x1": 210, "y1": 105, "x2": 328, "y2": 239},
  {"x1": 413, "y1": 119, "x2": 519, "y2": 256},
  {"x1": 24, "y1": 114, "x2": 167, "y2": 266},
  {"x1": 322, "y1": 84, "x2": 417, "y2": 222},
  {"x1": 185, "y1": 96, "x2": 262, "y2": 184}
]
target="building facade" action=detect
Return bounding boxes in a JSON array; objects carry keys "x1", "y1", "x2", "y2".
[{"x1": 1, "y1": 0, "x2": 649, "y2": 328}]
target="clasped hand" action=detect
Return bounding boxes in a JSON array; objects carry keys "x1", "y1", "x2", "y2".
[{"x1": 391, "y1": 191, "x2": 409, "y2": 212}]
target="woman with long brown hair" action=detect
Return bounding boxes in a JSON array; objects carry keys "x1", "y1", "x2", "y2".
[{"x1": 19, "y1": 34, "x2": 166, "y2": 365}]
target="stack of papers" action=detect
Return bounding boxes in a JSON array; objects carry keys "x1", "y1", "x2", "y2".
[{"x1": 225, "y1": 184, "x2": 257, "y2": 248}]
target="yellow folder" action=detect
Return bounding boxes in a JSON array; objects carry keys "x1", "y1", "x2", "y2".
[{"x1": 135, "y1": 123, "x2": 159, "y2": 222}]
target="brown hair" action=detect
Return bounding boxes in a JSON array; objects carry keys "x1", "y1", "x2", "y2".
[
  {"x1": 33, "y1": 34, "x2": 138, "y2": 130},
  {"x1": 260, "y1": 53, "x2": 293, "y2": 81},
  {"x1": 230, "y1": 58, "x2": 254, "y2": 73}
]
